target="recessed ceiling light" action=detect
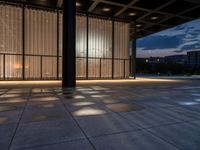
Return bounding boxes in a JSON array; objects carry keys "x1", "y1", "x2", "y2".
[
  {"x1": 76, "y1": 2, "x2": 81, "y2": 7},
  {"x1": 136, "y1": 24, "x2": 142, "y2": 27},
  {"x1": 102, "y1": 8, "x2": 111, "y2": 12},
  {"x1": 128, "y1": 12, "x2": 136, "y2": 16},
  {"x1": 151, "y1": 16, "x2": 158, "y2": 20}
]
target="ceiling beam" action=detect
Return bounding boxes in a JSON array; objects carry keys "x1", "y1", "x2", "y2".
[
  {"x1": 94, "y1": 0, "x2": 126, "y2": 7},
  {"x1": 88, "y1": 0, "x2": 101, "y2": 12},
  {"x1": 184, "y1": 0, "x2": 200, "y2": 5},
  {"x1": 114, "y1": 0, "x2": 139, "y2": 17},
  {"x1": 136, "y1": 0, "x2": 176, "y2": 21},
  {"x1": 137, "y1": 5, "x2": 199, "y2": 33}
]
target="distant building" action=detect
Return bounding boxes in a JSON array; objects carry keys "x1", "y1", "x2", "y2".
[
  {"x1": 187, "y1": 50, "x2": 200, "y2": 66},
  {"x1": 165, "y1": 55, "x2": 187, "y2": 64}
]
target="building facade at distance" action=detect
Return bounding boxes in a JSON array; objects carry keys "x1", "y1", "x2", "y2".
[{"x1": 187, "y1": 50, "x2": 200, "y2": 66}]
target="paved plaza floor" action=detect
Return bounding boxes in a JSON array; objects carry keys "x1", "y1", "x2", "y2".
[{"x1": 0, "y1": 78, "x2": 200, "y2": 150}]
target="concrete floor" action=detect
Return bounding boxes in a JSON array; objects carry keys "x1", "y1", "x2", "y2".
[{"x1": 0, "y1": 78, "x2": 200, "y2": 150}]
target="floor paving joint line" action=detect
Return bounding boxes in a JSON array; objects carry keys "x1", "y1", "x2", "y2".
[
  {"x1": 54, "y1": 90, "x2": 97, "y2": 150},
  {"x1": 146, "y1": 128, "x2": 184, "y2": 150},
  {"x1": 10, "y1": 137, "x2": 87, "y2": 150},
  {"x1": 8, "y1": 89, "x2": 32, "y2": 150}
]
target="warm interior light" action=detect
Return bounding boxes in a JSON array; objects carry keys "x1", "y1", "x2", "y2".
[
  {"x1": 136, "y1": 24, "x2": 142, "y2": 27},
  {"x1": 14, "y1": 64, "x2": 22, "y2": 69},
  {"x1": 25, "y1": 65, "x2": 29, "y2": 69},
  {"x1": 128, "y1": 12, "x2": 136, "y2": 16},
  {"x1": 0, "y1": 79, "x2": 181, "y2": 89},
  {"x1": 151, "y1": 16, "x2": 158, "y2": 20},
  {"x1": 102, "y1": 8, "x2": 111, "y2": 12},
  {"x1": 76, "y1": 2, "x2": 81, "y2": 7}
]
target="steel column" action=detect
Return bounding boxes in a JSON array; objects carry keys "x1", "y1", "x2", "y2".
[
  {"x1": 111, "y1": 19, "x2": 115, "y2": 79},
  {"x1": 57, "y1": 10, "x2": 59, "y2": 80},
  {"x1": 3, "y1": 54, "x2": 5, "y2": 80},
  {"x1": 62, "y1": 0, "x2": 76, "y2": 87},
  {"x1": 41, "y1": 56, "x2": 43, "y2": 79},
  {"x1": 86, "y1": 15, "x2": 89, "y2": 79},
  {"x1": 22, "y1": 4, "x2": 25, "y2": 80},
  {"x1": 130, "y1": 22, "x2": 137, "y2": 79}
]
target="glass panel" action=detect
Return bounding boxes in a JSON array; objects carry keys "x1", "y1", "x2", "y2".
[
  {"x1": 0, "y1": 5, "x2": 22, "y2": 80},
  {"x1": 5, "y1": 55, "x2": 22, "y2": 79},
  {"x1": 101, "y1": 59, "x2": 112, "y2": 78},
  {"x1": 25, "y1": 8, "x2": 57, "y2": 55},
  {"x1": 25, "y1": 8, "x2": 58, "y2": 80},
  {"x1": 0, "y1": 5, "x2": 22, "y2": 54},
  {"x1": 88, "y1": 17, "x2": 112, "y2": 58},
  {"x1": 76, "y1": 15, "x2": 87, "y2": 57},
  {"x1": 25, "y1": 56, "x2": 41, "y2": 79},
  {"x1": 88, "y1": 58, "x2": 100, "y2": 79},
  {"x1": 76, "y1": 15, "x2": 87, "y2": 78},
  {"x1": 76, "y1": 58, "x2": 86, "y2": 79},
  {"x1": 88, "y1": 17, "x2": 112, "y2": 79},
  {"x1": 114, "y1": 60, "x2": 124, "y2": 78},
  {"x1": 125, "y1": 59, "x2": 130, "y2": 78},
  {"x1": 42, "y1": 56, "x2": 57, "y2": 79},
  {"x1": 114, "y1": 22, "x2": 130, "y2": 78}
]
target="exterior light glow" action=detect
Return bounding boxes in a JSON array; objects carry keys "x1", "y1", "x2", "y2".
[
  {"x1": 102, "y1": 8, "x2": 111, "y2": 12},
  {"x1": 14, "y1": 64, "x2": 22, "y2": 69},
  {"x1": 151, "y1": 16, "x2": 158, "y2": 20},
  {"x1": 128, "y1": 12, "x2": 136, "y2": 16},
  {"x1": 76, "y1": 2, "x2": 81, "y2": 7},
  {"x1": 136, "y1": 24, "x2": 142, "y2": 27}
]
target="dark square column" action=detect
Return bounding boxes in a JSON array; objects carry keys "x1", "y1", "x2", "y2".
[
  {"x1": 130, "y1": 22, "x2": 136, "y2": 79},
  {"x1": 62, "y1": 0, "x2": 76, "y2": 87}
]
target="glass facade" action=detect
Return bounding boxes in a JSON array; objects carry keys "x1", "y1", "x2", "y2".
[
  {"x1": 0, "y1": 4, "x2": 130, "y2": 80},
  {"x1": 0, "y1": 5, "x2": 22, "y2": 79},
  {"x1": 25, "y1": 8, "x2": 57, "y2": 79},
  {"x1": 114, "y1": 22, "x2": 130, "y2": 78},
  {"x1": 88, "y1": 17, "x2": 112, "y2": 79},
  {"x1": 76, "y1": 15, "x2": 87, "y2": 79}
]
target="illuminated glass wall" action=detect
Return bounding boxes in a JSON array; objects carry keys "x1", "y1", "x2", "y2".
[
  {"x1": 0, "y1": 4, "x2": 22, "y2": 79},
  {"x1": 25, "y1": 8, "x2": 57, "y2": 79},
  {"x1": 76, "y1": 15, "x2": 87, "y2": 79},
  {"x1": 88, "y1": 17, "x2": 112, "y2": 79},
  {"x1": 114, "y1": 22, "x2": 130, "y2": 78},
  {"x1": 0, "y1": 3, "x2": 130, "y2": 80}
]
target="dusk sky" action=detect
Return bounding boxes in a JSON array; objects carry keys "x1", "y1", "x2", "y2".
[{"x1": 137, "y1": 18, "x2": 200, "y2": 58}]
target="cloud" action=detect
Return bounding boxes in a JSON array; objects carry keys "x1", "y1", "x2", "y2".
[
  {"x1": 137, "y1": 35, "x2": 183, "y2": 50},
  {"x1": 137, "y1": 19, "x2": 200, "y2": 57},
  {"x1": 137, "y1": 48, "x2": 183, "y2": 58}
]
